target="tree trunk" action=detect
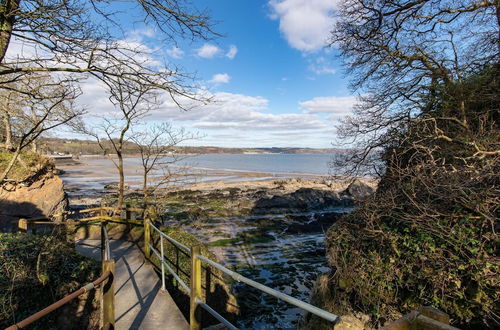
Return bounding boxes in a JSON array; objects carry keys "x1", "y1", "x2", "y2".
[
  {"x1": 143, "y1": 170, "x2": 148, "y2": 207},
  {"x1": 2, "y1": 111, "x2": 12, "y2": 150},
  {"x1": 0, "y1": 0, "x2": 21, "y2": 64},
  {"x1": 0, "y1": 146, "x2": 20, "y2": 183},
  {"x1": 117, "y1": 151, "x2": 124, "y2": 211}
]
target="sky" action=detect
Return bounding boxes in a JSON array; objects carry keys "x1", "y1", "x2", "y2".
[{"x1": 72, "y1": 0, "x2": 358, "y2": 148}]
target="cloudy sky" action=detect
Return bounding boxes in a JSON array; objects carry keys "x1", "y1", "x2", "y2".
[{"x1": 76, "y1": 0, "x2": 357, "y2": 148}]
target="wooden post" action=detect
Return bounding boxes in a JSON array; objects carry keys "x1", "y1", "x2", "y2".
[
  {"x1": 190, "y1": 246, "x2": 202, "y2": 330},
  {"x1": 101, "y1": 224, "x2": 105, "y2": 262},
  {"x1": 125, "y1": 203, "x2": 131, "y2": 221},
  {"x1": 101, "y1": 260, "x2": 115, "y2": 329},
  {"x1": 18, "y1": 218, "x2": 28, "y2": 233},
  {"x1": 100, "y1": 203, "x2": 106, "y2": 218},
  {"x1": 144, "y1": 219, "x2": 151, "y2": 260},
  {"x1": 56, "y1": 211, "x2": 64, "y2": 222}
]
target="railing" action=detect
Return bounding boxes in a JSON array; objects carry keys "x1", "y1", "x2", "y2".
[
  {"x1": 7, "y1": 217, "x2": 116, "y2": 330},
  {"x1": 145, "y1": 219, "x2": 340, "y2": 330},
  {"x1": 9, "y1": 205, "x2": 459, "y2": 330}
]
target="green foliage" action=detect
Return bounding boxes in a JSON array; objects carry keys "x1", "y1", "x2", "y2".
[
  {"x1": 0, "y1": 232, "x2": 100, "y2": 329},
  {"x1": 0, "y1": 151, "x2": 52, "y2": 181},
  {"x1": 321, "y1": 67, "x2": 499, "y2": 328}
]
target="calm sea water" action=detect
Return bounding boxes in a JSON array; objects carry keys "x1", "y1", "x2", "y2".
[
  {"x1": 178, "y1": 153, "x2": 332, "y2": 175},
  {"x1": 60, "y1": 153, "x2": 334, "y2": 196}
]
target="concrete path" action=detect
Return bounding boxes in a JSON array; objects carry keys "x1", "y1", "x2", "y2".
[{"x1": 76, "y1": 239, "x2": 189, "y2": 330}]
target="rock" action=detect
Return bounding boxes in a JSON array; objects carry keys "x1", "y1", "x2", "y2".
[
  {"x1": 334, "y1": 314, "x2": 371, "y2": 330},
  {"x1": 253, "y1": 188, "x2": 347, "y2": 213},
  {"x1": 344, "y1": 179, "x2": 375, "y2": 200},
  {"x1": 103, "y1": 182, "x2": 129, "y2": 190},
  {"x1": 0, "y1": 173, "x2": 68, "y2": 231}
]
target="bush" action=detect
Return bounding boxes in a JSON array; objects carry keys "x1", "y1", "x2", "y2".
[
  {"x1": 0, "y1": 151, "x2": 52, "y2": 182},
  {"x1": 314, "y1": 66, "x2": 499, "y2": 328},
  {"x1": 0, "y1": 232, "x2": 100, "y2": 329}
]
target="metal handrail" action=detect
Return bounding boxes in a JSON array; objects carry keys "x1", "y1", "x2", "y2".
[
  {"x1": 150, "y1": 221, "x2": 190, "y2": 253},
  {"x1": 149, "y1": 242, "x2": 191, "y2": 293},
  {"x1": 7, "y1": 221, "x2": 115, "y2": 329},
  {"x1": 195, "y1": 298, "x2": 238, "y2": 330},
  {"x1": 101, "y1": 223, "x2": 112, "y2": 261},
  {"x1": 197, "y1": 255, "x2": 339, "y2": 323},
  {"x1": 145, "y1": 219, "x2": 340, "y2": 330},
  {"x1": 5, "y1": 271, "x2": 112, "y2": 330}
]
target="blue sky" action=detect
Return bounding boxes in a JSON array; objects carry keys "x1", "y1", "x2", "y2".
[{"x1": 78, "y1": 0, "x2": 358, "y2": 148}]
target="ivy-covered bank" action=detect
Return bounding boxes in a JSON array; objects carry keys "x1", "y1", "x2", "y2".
[
  {"x1": 0, "y1": 232, "x2": 100, "y2": 329},
  {"x1": 307, "y1": 66, "x2": 499, "y2": 329}
]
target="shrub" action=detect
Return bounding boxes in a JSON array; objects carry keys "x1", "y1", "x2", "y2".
[{"x1": 0, "y1": 232, "x2": 100, "y2": 329}]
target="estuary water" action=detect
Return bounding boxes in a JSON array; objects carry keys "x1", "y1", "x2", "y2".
[
  {"x1": 180, "y1": 153, "x2": 332, "y2": 175},
  {"x1": 60, "y1": 153, "x2": 333, "y2": 194}
]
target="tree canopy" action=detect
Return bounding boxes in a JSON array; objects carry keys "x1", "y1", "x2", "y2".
[{"x1": 331, "y1": 0, "x2": 499, "y2": 176}]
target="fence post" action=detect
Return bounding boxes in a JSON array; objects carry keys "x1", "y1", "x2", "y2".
[
  {"x1": 101, "y1": 260, "x2": 115, "y2": 329},
  {"x1": 190, "y1": 246, "x2": 202, "y2": 330},
  {"x1": 100, "y1": 224, "x2": 105, "y2": 262},
  {"x1": 100, "y1": 203, "x2": 106, "y2": 218},
  {"x1": 125, "y1": 203, "x2": 131, "y2": 221},
  {"x1": 160, "y1": 235, "x2": 165, "y2": 291},
  {"x1": 18, "y1": 218, "x2": 28, "y2": 233},
  {"x1": 144, "y1": 219, "x2": 151, "y2": 260}
]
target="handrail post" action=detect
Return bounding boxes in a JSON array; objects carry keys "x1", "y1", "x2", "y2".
[
  {"x1": 100, "y1": 223, "x2": 105, "y2": 262},
  {"x1": 190, "y1": 246, "x2": 202, "y2": 330},
  {"x1": 101, "y1": 260, "x2": 115, "y2": 329},
  {"x1": 100, "y1": 203, "x2": 106, "y2": 218},
  {"x1": 160, "y1": 235, "x2": 165, "y2": 291},
  {"x1": 144, "y1": 219, "x2": 151, "y2": 260},
  {"x1": 18, "y1": 218, "x2": 28, "y2": 233},
  {"x1": 125, "y1": 202, "x2": 131, "y2": 221}
]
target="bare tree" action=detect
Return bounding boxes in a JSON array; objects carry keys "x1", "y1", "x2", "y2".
[
  {"x1": 0, "y1": 0, "x2": 216, "y2": 115},
  {"x1": 0, "y1": 73, "x2": 84, "y2": 182},
  {"x1": 317, "y1": 2, "x2": 500, "y2": 326},
  {"x1": 330, "y1": 0, "x2": 500, "y2": 177},
  {"x1": 130, "y1": 122, "x2": 197, "y2": 205},
  {"x1": 83, "y1": 79, "x2": 159, "y2": 209}
]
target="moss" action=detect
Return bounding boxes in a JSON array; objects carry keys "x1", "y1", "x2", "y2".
[
  {"x1": 207, "y1": 238, "x2": 242, "y2": 247},
  {"x1": 0, "y1": 151, "x2": 52, "y2": 181}
]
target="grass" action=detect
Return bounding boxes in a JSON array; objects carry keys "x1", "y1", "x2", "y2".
[{"x1": 0, "y1": 151, "x2": 52, "y2": 181}]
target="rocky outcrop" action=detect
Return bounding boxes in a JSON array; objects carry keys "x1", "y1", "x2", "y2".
[
  {"x1": 252, "y1": 188, "x2": 351, "y2": 213},
  {"x1": 343, "y1": 179, "x2": 375, "y2": 200},
  {"x1": 0, "y1": 173, "x2": 67, "y2": 231}
]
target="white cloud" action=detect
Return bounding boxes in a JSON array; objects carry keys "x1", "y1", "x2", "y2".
[
  {"x1": 196, "y1": 43, "x2": 221, "y2": 59},
  {"x1": 166, "y1": 46, "x2": 184, "y2": 59},
  {"x1": 300, "y1": 95, "x2": 358, "y2": 120},
  {"x1": 128, "y1": 28, "x2": 156, "y2": 40},
  {"x1": 309, "y1": 56, "x2": 336, "y2": 75},
  {"x1": 209, "y1": 73, "x2": 231, "y2": 84},
  {"x1": 226, "y1": 45, "x2": 238, "y2": 59},
  {"x1": 269, "y1": 0, "x2": 338, "y2": 52},
  {"x1": 151, "y1": 91, "x2": 326, "y2": 132}
]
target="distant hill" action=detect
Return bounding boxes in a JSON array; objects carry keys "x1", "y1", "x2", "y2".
[{"x1": 39, "y1": 138, "x2": 342, "y2": 155}]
